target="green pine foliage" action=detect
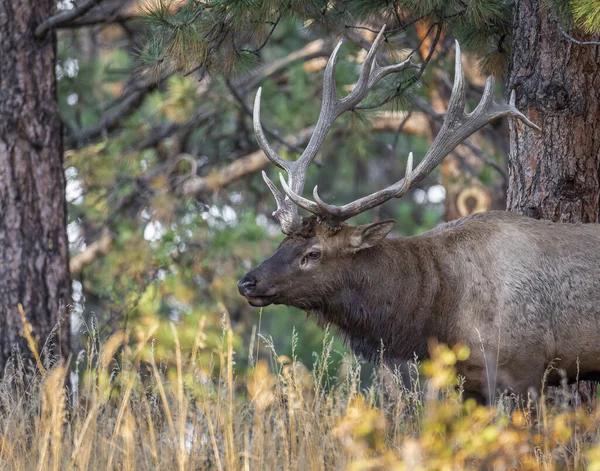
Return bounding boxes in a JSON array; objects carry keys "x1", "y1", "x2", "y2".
[
  {"x1": 138, "y1": 0, "x2": 299, "y2": 80},
  {"x1": 138, "y1": 0, "x2": 595, "y2": 85},
  {"x1": 451, "y1": 0, "x2": 512, "y2": 76},
  {"x1": 572, "y1": 0, "x2": 600, "y2": 34}
]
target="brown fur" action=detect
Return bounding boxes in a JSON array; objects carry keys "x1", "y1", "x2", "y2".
[{"x1": 238, "y1": 211, "x2": 600, "y2": 399}]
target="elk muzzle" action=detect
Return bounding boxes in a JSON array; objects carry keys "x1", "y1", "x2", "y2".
[{"x1": 237, "y1": 272, "x2": 277, "y2": 307}]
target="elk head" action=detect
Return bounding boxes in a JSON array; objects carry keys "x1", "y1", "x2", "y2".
[
  {"x1": 238, "y1": 216, "x2": 396, "y2": 307},
  {"x1": 238, "y1": 26, "x2": 539, "y2": 309}
]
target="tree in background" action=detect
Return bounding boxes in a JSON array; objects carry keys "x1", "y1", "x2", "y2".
[
  {"x1": 508, "y1": 0, "x2": 600, "y2": 222},
  {"x1": 0, "y1": 0, "x2": 70, "y2": 371}
]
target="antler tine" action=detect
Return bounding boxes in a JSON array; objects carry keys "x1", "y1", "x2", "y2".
[
  {"x1": 472, "y1": 79, "x2": 541, "y2": 131},
  {"x1": 368, "y1": 53, "x2": 417, "y2": 90},
  {"x1": 279, "y1": 173, "x2": 321, "y2": 214},
  {"x1": 508, "y1": 90, "x2": 540, "y2": 130},
  {"x1": 297, "y1": 40, "x2": 540, "y2": 223},
  {"x1": 337, "y1": 26, "x2": 387, "y2": 108},
  {"x1": 293, "y1": 39, "x2": 344, "y2": 176},
  {"x1": 339, "y1": 25, "x2": 416, "y2": 109},
  {"x1": 262, "y1": 171, "x2": 286, "y2": 208},
  {"x1": 310, "y1": 152, "x2": 415, "y2": 218},
  {"x1": 446, "y1": 41, "x2": 467, "y2": 119},
  {"x1": 271, "y1": 26, "x2": 417, "y2": 226},
  {"x1": 253, "y1": 88, "x2": 292, "y2": 172},
  {"x1": 262, "y1": 171, "x2": 307, "y2": 234}
]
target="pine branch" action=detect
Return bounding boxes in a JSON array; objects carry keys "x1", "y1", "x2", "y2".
[
  {"x1": 242, "y1": 1, "x2": 291, "y2": 56},
  {"x1": 178, "y1": 112, "x2": 432, "y2": 197},
  {"x1": 557, "y1": 21, "x2": 600, "y2": 46},
  {"x1": 225, "y1": 79, "x2": 307, "y2": 155},
  {"x1": 70, "y1": 229, "x2": 112, "y2": 275},
  {"x1": 35, "y1": 0, "x2": 106, "y2": 38},
  {"x1": 55, "y1": 0, "x2": 135, "y2": 28},
  {"x1": 344, "y1": 13, "x2": 426, "y2": 36},
  {"x1": 572, "y1": 0, "x2": 600, "y2": 34},
  {"x1": 68, "y1": 40, "x2": 330, "y2": 148}
]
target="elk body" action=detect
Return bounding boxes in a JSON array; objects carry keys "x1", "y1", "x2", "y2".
[
  {"x1": 240, "y1": 211, "x2": 600, "y2": 399},
  {"x1": 238, "y1": 27, "x2": 600, "y2": 400}
]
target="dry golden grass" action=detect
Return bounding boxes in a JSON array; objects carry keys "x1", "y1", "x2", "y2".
[{"x1": 2, "y1": 310, "x2": 600, "y2": 470}]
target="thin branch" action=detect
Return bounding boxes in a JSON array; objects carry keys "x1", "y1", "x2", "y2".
[
  {"x1": 462, "y1": 138, "x2": 507, "y2": 183},
  {"x1": 557, "y1": 22, "x2": 600, "y2": 46},
  {"x1": 35, "y1": 0, "x2": 105, "y2": 37},
  {"x1": 57, "y1": 0, "x2": 136, "y2": 28},
  {"x1": 67, "y1": 82, "x2": 157, "y2": 145},
  {"x1": 178, "y1": 112, "x2": 432, "y2": 197},
  {"x1": 70, "y1": 229, "x2": 112, "y2": 275},
  {"x1": 389, "y1": 109, "x2": 413, "y2": 154},
  {"x1": 242, "y1": 2, "x2": 291, "y2": 56},
  {"x1": 225, "y1": 79, "x2": 306, "y2": 155},
  {"x1": 403, "y1": 21, "x2": 442, "y2": 86}
]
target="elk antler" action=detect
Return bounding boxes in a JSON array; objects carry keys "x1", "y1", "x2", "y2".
[
  {"x1": 254, "y1": 25, "x2": 416, "y2": 233},
  {"x1": 256, "y1": 30, "x2": 540, "y2": 232}
]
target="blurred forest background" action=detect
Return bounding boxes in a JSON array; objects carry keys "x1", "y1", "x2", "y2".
[
  {"x1": 56, "y1": 0, "x2": 523, "y2": 376},
  {"x1": 3, "y1": 0, "x2": 599, "y2": 376}
]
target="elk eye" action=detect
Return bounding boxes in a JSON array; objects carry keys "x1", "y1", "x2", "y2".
[
  {"x1": 308, "y1": 251, "x2": 321, "y2": 260},
  {"x1": 300, "y1": 251, "x2": 320, "y2": 267}
]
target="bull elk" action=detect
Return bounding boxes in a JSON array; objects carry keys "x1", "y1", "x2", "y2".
[{"x1": 238, "y1": 27, "x2": 600, "y2": 401}]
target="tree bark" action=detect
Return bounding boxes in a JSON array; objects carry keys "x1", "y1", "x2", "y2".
[
  {"x1": 507, "y1": 1, "x2": 600, "y2": 401},
  {"x1": 0, "y1": 0, "x2": 70, "y2": 372},
  {"x1": 507, "y1": 0, "x2": 600, "y2": 222}
]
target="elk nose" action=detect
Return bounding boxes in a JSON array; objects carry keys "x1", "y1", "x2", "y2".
[{"x1": 237, "y1": 275, "x2": 257, "y2": 295}]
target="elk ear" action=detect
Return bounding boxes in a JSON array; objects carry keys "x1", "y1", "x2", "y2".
[{"x1": 349, "y1": 220, "x2": 396, "y2": 252}]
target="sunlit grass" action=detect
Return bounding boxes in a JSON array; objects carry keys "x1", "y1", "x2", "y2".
[{"x1": 2, "y1": 309, "x2": 600, "y2": 470}]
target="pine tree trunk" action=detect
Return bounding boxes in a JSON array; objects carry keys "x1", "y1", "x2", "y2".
[
  {"x1": 507, "y1": 0, "x2": 600, "y2": 222},
  {"x1": 507, "y1": 0, "x2": 600, "y2": 401},
  {"x1": 0, "y1": 1, "x2": 70, "y2": 372}
]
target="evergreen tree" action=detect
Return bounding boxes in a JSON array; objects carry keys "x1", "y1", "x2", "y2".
[
  {"x1": 508, "y1": 1, "x2": 600, "y2": 222},
  {"x1": 0, "y1": 0, "x2": 70, "y2": 372}
]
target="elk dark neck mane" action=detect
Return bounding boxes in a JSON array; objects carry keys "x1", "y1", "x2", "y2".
[{"x1": 308, "y1": 238, "x2": 457, "y2": 363}]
